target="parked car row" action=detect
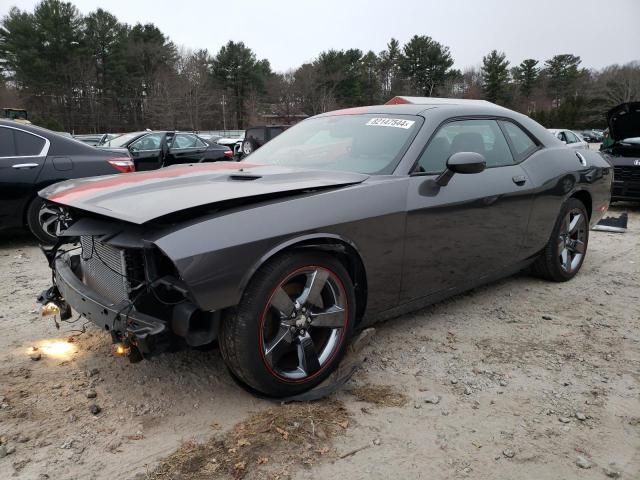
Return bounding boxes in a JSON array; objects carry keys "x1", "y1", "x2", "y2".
[
  {"x1": 100, "y1": 131, "x2": 234, "y2": 170},
  {"x1": 579, "y1": 129, "x2": 604, "y2": 143}
]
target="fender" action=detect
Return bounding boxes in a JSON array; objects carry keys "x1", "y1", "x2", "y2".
[{"x1": 237, "y1": 232, "x2": 367, "y2": 300}]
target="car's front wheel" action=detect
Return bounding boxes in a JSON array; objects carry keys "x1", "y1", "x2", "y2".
[
  {"x1": 532, "y1": 197, "x2": 589, "y2": 281},
  {"x1": 219, "y1": 252, "x2": 355, "y2": 397}
]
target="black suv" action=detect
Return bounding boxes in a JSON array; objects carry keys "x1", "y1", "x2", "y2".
[{"x1": 239, "y1": 125, "x2": 288, "y2": 158}]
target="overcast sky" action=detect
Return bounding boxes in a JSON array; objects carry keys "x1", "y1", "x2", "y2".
[{"x1": 2, "y1": 0, "x2": 639, "y2": 72}]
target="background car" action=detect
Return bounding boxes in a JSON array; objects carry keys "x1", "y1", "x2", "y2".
[
  {"x1": 600, "y1": 101, "x2": 640, "y2": 202},
  {"x1": 40, "y1": 99, "x2": 611, "y2": 397},
  {"x1": 198, "y1": 133, "x2": 223, "y2": 145},
  {"x1": 579, "y1": 130, "x2": 599, "y2": 143},
  {"x1": 240, "y1": 125, "x2": 288, "y2": 158},
  {"x1": 215, "y1": 133, "x2": 245, "y2": 157},
  {"x1": 100, "y1": 131, "x2": 233, "y2": 171},
  {"x1": 548, "y1": 128, "x2": 589, "y2": 150},
  {"x1": 0, "y1": 120, "x2": 134, "y2": 243},
  {"x1": 74, "y1": 133, "x2": 109, "y2": 146},
  {"x1": 2, "y1": 107, "x2": 31, "y2": 125}
]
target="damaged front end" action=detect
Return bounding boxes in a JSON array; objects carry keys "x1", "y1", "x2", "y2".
[{"x1": 38, "y1": 217, "x2": 219, "y2": 361}]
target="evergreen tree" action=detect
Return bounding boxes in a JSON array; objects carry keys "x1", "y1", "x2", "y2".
[{"x1": 481, "y1": 50, "x2": 510, "y2": 104}]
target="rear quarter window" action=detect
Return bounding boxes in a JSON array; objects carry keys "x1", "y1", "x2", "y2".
[
  {"x1": 500, "y1": 121, "x2": 539, "y2": 161},
  {"x1": 14, "y1": 129, "x2": 46, "y2": 156}
]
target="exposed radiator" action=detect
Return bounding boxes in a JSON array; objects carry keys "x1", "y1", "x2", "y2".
[{"x1": 80, "y1": 236, "x2": 136, "y2": 304}]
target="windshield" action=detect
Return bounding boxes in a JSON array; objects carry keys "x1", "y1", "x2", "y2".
[
  {"x1": 244, "y1": 114, "x2": 421, "y2": 174},
  {"x1": 103, "y1": 132, "x2": 143, "y2": 148}
]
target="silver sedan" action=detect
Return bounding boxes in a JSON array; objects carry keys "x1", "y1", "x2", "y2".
[{"x1": 548, "y1": 129, "x2": 589, "y2": 150}]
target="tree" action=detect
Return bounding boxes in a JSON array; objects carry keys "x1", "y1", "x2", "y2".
[
  {"x1": 481, "y1": 50, "x2": 510, "y2": 104},
  {"x1": 179, "y1": 49, "x2": 214, "y2": 130},
  {"x1": 544, "y1": 54, "x2": 582, "y2": 103},
  {"x1": 0, "y1": 1, "x2": 86, "y2": 128},
  {"x1": 514, "y1": 59, "x2": 539, "y2": 98},
  {"x1": 83, "y1": 8, "x2": 127, "y2": 130},
  {"x1": 378, "y1": 38, "x2": 401, "y2": 99},
  {"x1": 400, "y1": 35, "x2": 454, "y2": 96},
  {"x1": 313, "y1": 48, "x2": 367, "y2": 107},
  {"x1": 595, "y1": 61, "x2": 640, "y2": 105},
  {"x1": 211, "y1": 41, "x2": 271, "y2": 128},
  {"x1": 360, "y1": 50, "x2": 380, "y2": 105}
]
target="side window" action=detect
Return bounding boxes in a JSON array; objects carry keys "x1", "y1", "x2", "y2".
[
  {"x1": 565, "y1": 131, "x2": 579, "y2": 144},
  {"x1": 0, "y1": 127, "x2": 17, "y2": 157},
  {"x1": 173, "y1": 134, "x2": 200, "y2": 148},
  {"x1": 194, "y1": 136, "x2": 207, "y2": 148},
  {"x1": 267, "y1": 127, "x2": 285, "y2": 141},
  {"x1": 417, "y1": 119, "x2": 514, "y2": 173},
  {"x1": 247, "y1": 129, "x2": 266, "y2": 144},
  {"x1": 130, "y1": 133, "x2": 163, "y2": 151},
  {"x1": 500, "y1": 121, "x2": 538, "y2": 161},
  {"x1": 14, "y1": 129, "x2": 46, "y2": 156}
]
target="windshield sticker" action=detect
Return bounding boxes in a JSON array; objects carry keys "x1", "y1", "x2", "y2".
[{"x1": 366, "y1": 118, "x2": 415, "y2": 129}]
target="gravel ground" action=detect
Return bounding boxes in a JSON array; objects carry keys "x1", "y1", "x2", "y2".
[{"x1": 0, "y1": 203, "x2": 638, "y2": 480}]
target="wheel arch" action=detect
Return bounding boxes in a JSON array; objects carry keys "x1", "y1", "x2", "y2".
[
  {"x1": 239, "y1": 233, "x2": 369, "y2": 322},
  {"x1": 570, "y1": 189, "x2": 592, "y2": 219}
]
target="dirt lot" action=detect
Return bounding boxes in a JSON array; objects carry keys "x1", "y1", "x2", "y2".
[{"x1": 1, "y1": 204, "x2": 639, "y2": 480}]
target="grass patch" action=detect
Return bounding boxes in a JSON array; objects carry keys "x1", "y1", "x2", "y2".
[
  {"x1": 347, "y1": 384, "x2": 407, "y2": 407},
  {"x1": 148, "y1": 400, "x2": 350, "y2": 479}
]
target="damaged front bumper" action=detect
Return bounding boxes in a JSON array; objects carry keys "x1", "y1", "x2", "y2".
[{"x1": 47, "y1": 253, "x2": 169, "y2": 357}]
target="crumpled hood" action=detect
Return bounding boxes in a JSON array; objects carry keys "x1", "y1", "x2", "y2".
[
  {"x1": 607, "y1": 102, "x2": 640, "y2": 141},
  {"x1": 39, "y1": 162, "x2": 368, "y2": 224}
]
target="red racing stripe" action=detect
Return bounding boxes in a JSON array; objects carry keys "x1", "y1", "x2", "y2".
[{"x1": 48, "y1": 162, "x2": 256, "y2": 204}]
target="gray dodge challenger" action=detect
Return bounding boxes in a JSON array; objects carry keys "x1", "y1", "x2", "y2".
[{"x1": 38, "y1": 98, "x2": 612, "y2": 397}]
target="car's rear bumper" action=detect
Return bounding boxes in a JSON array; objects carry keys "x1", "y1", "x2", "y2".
[{"x1": 53, "y1": 254, "x2": 167, "y2": 354}]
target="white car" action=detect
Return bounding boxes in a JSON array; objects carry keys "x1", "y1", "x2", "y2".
[{"x1": 548, "y1": 129, "x2": 589, "y2": 150}]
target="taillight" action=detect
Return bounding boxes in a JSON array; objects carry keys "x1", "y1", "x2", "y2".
[
  {"x1": 223, "y1": 149, "x2": 234, "y2": 159},
  {"x1": 107, "y1": 157, "x2": 135, "y2": 173}
]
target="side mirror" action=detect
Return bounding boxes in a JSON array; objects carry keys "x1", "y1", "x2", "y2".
[{"x1": 436, "y1": 152, "x2": 486, "y2": 187}]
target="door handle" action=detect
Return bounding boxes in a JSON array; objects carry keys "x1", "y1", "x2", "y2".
[
  {"x1": 12, "y1": 163, "x2": 39, "y2": 169},
  {"x1": 512, "y1": 175, "x2": 526, "y2": 186}
]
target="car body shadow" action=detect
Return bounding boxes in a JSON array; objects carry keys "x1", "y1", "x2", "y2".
[{"x1": 0, "y1": 229, "x2": 39, "y2": 249}]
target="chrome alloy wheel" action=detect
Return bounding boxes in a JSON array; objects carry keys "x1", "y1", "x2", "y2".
[
  {"x1": 260, "y1": 267, "x2": 348, "y2": 381},
  {"x1": 38, "y1": 203, "x2": 72, "y2": 238},
  {"x1": 558, "y1": 208, "x2": 587, "y2": 273}
]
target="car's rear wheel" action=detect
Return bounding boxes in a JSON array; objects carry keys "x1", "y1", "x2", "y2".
[
  {"x1": 219, "y1": 252, "x2": 355, "y2": 397},
  {"x1": 26, "y1": 196, "x2": 71, "y2": 244},
  {"x1": 532, "y1": 198, "x2": 589, "y2": 282}
]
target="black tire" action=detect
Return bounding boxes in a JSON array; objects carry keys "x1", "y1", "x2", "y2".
[
  {"x1": 532, "y1": 198, "x2": 589, "y2": 282},
  {"x1": 26, "y1": 196, "x2": 69, "y2": 244},
  {"x1": 241, "y1": 139, "x2": 257, "y2": 156},
  {"x1": 219, "y1": 251, "x2": 356, "y2": 397}
]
